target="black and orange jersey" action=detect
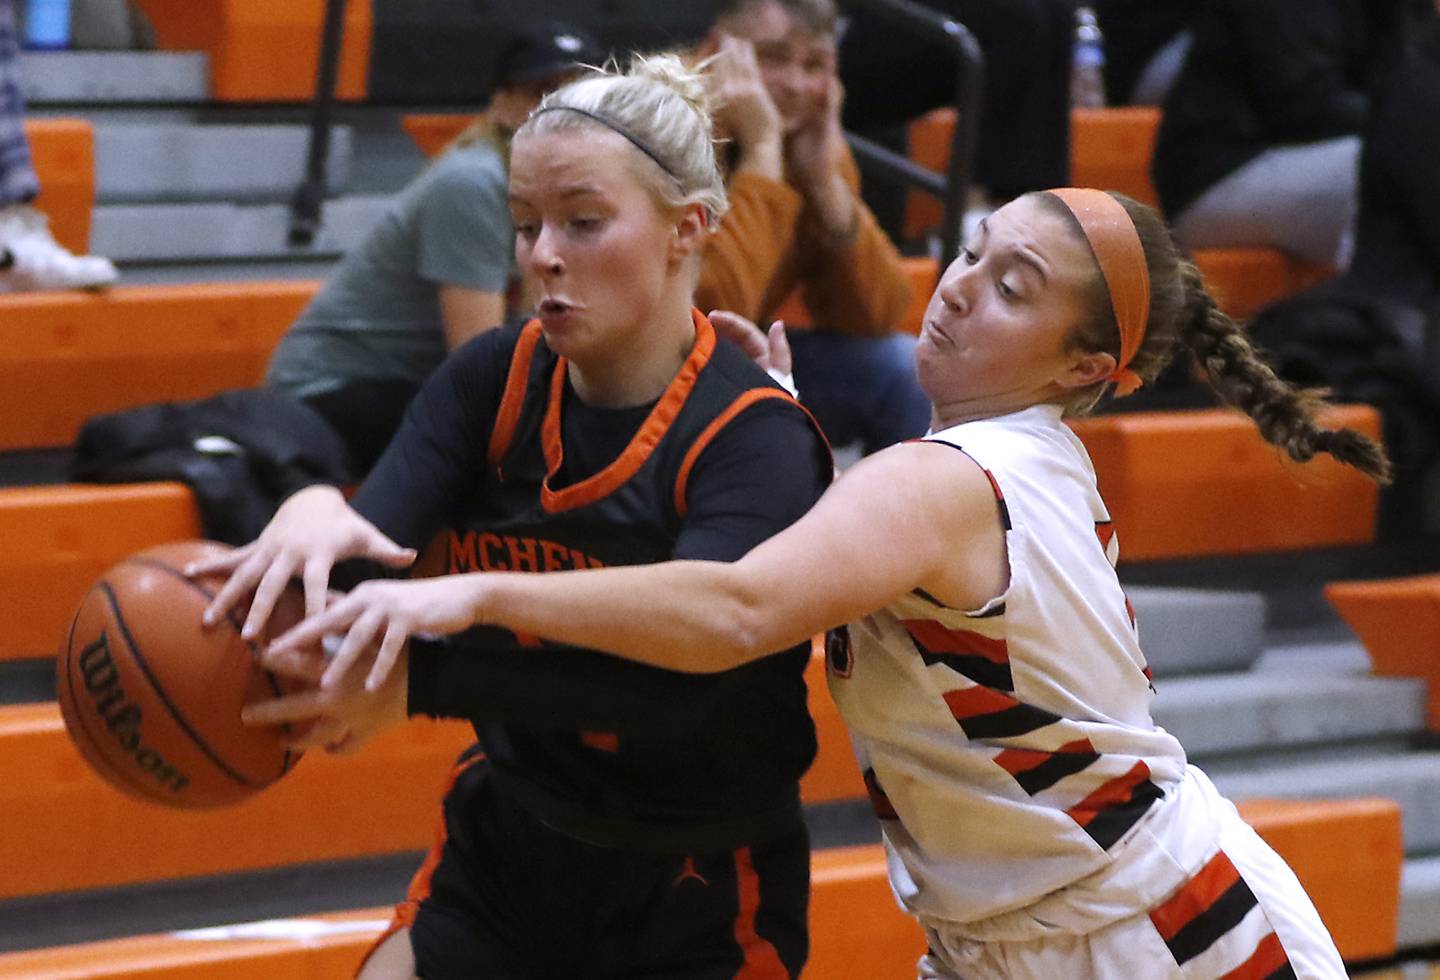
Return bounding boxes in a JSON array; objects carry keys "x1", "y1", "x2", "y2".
[{"x1": 350, "y1": 311, "x2": 832, "y2": 852}]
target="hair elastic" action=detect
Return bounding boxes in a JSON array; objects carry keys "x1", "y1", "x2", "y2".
[
  {"x1": 531, "y1": 105, "x2": 680, "y2": 181},
  {"x1": 1048, "y1": 187, "x2": 1150, "y2": 396}
]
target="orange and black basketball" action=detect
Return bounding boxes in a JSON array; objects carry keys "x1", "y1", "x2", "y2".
[{"x1": 55, "y1": 540, "x2": 309, "y2": 809}]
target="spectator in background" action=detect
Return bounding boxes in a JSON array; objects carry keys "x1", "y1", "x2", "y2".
[
  {"x1": 1093, "y1": 0, "x2": 1193, "y2": 107},
  {"x1": 837, "y1": 0, "x2": 1074, "y2": 234},
  {"x1": 1151, "y1": 0, "x2": 1425, "y2": 267},
  {"x1": 264, "y1": 22, "x2": 604, "y2": 475},
  {"x1": 0, "y1": 0, "x2": 117, "y2": 291},
  {"x1": 697, "y1": 0, "x2": 930, "y2": 455}
]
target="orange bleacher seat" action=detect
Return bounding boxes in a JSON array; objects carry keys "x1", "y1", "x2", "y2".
[
  {"x1": 0, "y1": 702, "x2": 473, "y2": 900},
  {"x1": 771, "y1": 255, "x2": 938, "y2": 337},
  {"x1": 402, "y1": 113, "x2": 478, "y2": 159},
  {"x1": 133, "y1": 0, "x2": 371, "y2": 102},
  {"x1": 1236, "y1": 798, "x2": 1402, "y2": 963},
  {"x1": 0, "y1": 484, "x2": 200, "y2": 663},
  {"x1": 1070, "y1": 106, "x2": 1162, "y2": 207},
  {"x1": 0, "y1": 846, "x2": 926, "y2": 980},
  {"x1": 1193, "y1": 248, "x2": 1333, "y2": 323},
  {"x1": 1326, "y1": 573, "x2": 1440, "y2": 730},
  {"x1": 0, "y1": 280, "x2": 319, "y2": 451},
  {"x1": 1068, "y1": 405, "x2": 1381, "y2": 561},
  {"x1": 905, "y1": 108, "x2": 1333, "y2": 320},
  {"x1": 24, "y1": 119, "x2": 95, "y2": 256}
]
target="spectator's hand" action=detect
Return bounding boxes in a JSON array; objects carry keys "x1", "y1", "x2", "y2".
[
  {"x1": 706, "y1": 34, "x2": 784, "y2": 178},
  {"x1": 242, "y1": 637, "x2": 409, "y2": 756},
  {"x1": 267, "y1": 575, "x2": 481, "y2": 693},
  {"x1": 187, "y1": 485, "x2": 417, "y2": 641},
  {"x1": 711, "y1": 311, "x2": 797, "y2": 397},
  {"x1": 709, "y1": 311, "x2": 793, "y2": 378},
  {"x1": 786, "y1": 75, "x2": 857, "y2": 241}
]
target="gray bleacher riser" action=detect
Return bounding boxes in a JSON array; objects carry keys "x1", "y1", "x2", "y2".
[
  {"x1": 93, "y1": 125, "x2": 353, "y2": 203},
  {"x1": 1152, "y1": 672, "x2": 1426, "y2": 758},
  {"x1": 1398, "y1": 854, "x2": 1440, "y2": 948},
  {"x1": 19, "y1": 52, "x2": 208, "y2": 104},
  {"x1": 1205, "y1": 751, "x2": 1440, "y2": 853},
  {"x1": 1128, "y1": 587, "x2": 1265, "y2": 676},
  {"x1": 91, "y1": 194, "x2": 391, "y2": 262}
]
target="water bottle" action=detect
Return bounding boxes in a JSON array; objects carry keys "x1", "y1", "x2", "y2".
[
  {"x1": 1072, "y1": 6, "x2": 1106, "y2": 109},
  {"x1": 22, "y1": 0, "x2": 72, "y2": 51}
]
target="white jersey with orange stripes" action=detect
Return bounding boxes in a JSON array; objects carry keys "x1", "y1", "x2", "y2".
[{"x1": 827, "y1": 405, "x2": 1344, "y2": 977}]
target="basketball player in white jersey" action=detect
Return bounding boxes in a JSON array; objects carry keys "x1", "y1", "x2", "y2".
[{"x1": 258, "y1": 188, "x2": 1389, "y2": 978}]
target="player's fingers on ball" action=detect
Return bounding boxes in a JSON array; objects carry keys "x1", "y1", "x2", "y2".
[
  {"x1": 241, "y1": 688, "x2": 326, "y2": 727},
  {"x1": 301, "y1": 556, "x2": 333, "y2": 620},
  {"x1": 367, "y1": 625, "x2": 408, "y2": 693},
  {"x1": 322, "y1": 609, "x2": 384, "y2": 690},
  {"x1": 262, "y1": 646, "x2": 326, "y2": 682},
  {"x1": 241, "y1": 556, "x2": 296, "y2": 641},
  {"x1": 184, "y1": 544, "x2": 248, "y2": 579},
  {"x1": 201, "y1": 551, "x2": 267, "y2": 627}
]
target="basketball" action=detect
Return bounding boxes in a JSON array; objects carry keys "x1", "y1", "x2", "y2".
[{"x1": 55, "y1": 540, "x2": 310, "y2": 809}]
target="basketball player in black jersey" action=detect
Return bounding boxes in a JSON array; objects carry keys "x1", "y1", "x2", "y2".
[{"x1": 193, "y1": 56, "x2": 831, "y2": 978}]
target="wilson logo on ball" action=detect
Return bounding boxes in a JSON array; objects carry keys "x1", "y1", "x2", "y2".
[{"x1": 77, "y1": 630, "x2": 192, "y2": 796}]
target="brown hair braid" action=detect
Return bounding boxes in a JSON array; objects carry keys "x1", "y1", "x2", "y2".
[{"x1": 1033, "y1": 190, "x2": 1391, "y2": 484}]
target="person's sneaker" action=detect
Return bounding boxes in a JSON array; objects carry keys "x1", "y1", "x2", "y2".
[{"x1": 0, "y1": 205, "x2": 118, "y2": 292}]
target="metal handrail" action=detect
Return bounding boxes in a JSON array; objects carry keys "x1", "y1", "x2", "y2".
[
  {"x1": 842, "y1": 0, "x2": 983, "y2": 269},
  {"x1": 288, "y1": 0, "x2": 349, "y2": 246}
]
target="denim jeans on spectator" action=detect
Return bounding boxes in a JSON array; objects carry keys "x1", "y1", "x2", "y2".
[
  {"x1": 0, "y1": 0, "x2": 40, "y2": 206},
  {"x1": 788, "y1": 329, "x2": 932, "y2": 455}
]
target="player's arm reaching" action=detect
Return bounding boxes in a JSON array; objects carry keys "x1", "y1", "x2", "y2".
[{"x1": 266, "y1": 438, "x2": 1007, "y2": 696}]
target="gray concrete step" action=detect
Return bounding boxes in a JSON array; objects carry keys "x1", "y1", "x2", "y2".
[
  {"x1": 1399, "y1": 853, "x2": 1440, "y2": 949},
  {"x1": 19, "y1": 51, "x2": 208, "y2": 104},
  {"x1": 1153, "y1": 671, "x2": 1425, "y2": 759},
  {"x1": 93, "y1": 124, "x2": 353, "y2": 202},
  {"x1": 91, "y1": 194, "x2": 390, "y2": 262},
  {"x1": 1129, "y1": 586, "x2": 1266, "y2": 676},
  {"x1": 1206, "y1": 750, "x2": 1440, "y2": 853}
]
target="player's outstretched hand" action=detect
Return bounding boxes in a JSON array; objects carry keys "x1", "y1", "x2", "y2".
[
  {"x1": 241, "y1": 637, "x2": 409, "y2": 755},
  {"x1": 186, "y1": 484, "x2": 417, "y2": 641},
  {"x1": 267, "y1": 575, "x2": 482, "y2": 694}
]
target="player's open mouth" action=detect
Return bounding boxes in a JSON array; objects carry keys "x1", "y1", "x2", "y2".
[{"x1": 539, "y1": 298, "x2": 575, "y2": 315}]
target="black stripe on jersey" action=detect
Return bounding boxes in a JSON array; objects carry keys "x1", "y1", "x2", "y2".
[
  {"x1": 957, "y1": 702, "x2": 1059, "y2": 740},
  {"x1": 1163, "y1": 876, "x2": 1261, "y2": 966},
  {"x1": 863, "y1": 768, "x2": 898, "y2": 820},
  {"x1": 1012, "y1": 750, "x2": 1102, "y2": 796},
  {"x1": 967, "y1": 601, "x2": 1006, "y2": 619},
  {"x1": 909, "y1": 587, "x2": 1005, "y2": 619},
  {"x1": 913, "y1": 440, "x2": 1011, "y2": 530},
  {"x1": 1082, "y1": 779, "x2": 1164, "y2": 850},
  {"x1": 1265, "y1": 964, "x2": 1299, "y2": 980},
  {"x1": 918, "y1": 648, "x2": 1014, "y2": 692}
]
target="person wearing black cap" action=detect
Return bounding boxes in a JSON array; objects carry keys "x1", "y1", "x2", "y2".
[{"x1": 264, "y1": 21, "x2": 606, "y2": 477}]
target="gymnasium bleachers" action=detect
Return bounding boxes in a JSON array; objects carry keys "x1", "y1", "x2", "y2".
[{"x1": 2, "y1": 11, "x2": 1438, "y2": 979}]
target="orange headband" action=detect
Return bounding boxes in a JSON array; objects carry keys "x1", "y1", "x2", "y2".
[{"x1": 1049, "y1": 188, "x2": 1150, "y2": 396}]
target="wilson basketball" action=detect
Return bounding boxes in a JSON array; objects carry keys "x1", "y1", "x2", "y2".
[{"x1": 55, "y1": 540, "x2": 310, "y2": 809}]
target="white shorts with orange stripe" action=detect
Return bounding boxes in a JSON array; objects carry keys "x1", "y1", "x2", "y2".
[{"x1": 916, "y1": 776, "x2": 1345, "y2": 979}]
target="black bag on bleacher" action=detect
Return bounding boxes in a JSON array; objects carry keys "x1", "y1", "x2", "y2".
[{"x1": 68, "y1": 389, "x2": 352, "y2": 545}]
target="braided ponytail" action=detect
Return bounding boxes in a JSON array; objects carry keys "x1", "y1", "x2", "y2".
[
  {"x1": 1035, "y1": 189, "x2": 1391, "y2": 484},
  {"x1": 1176, "y1": 261, "x2": 1391, "y2": 482}
]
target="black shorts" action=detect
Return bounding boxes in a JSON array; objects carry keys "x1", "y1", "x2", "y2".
[{"x1": 395, "y1": 748, "x2": 810, "y2": 979}]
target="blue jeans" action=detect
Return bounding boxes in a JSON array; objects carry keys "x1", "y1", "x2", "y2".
[
  {"x1": 788, "y1": 329, "x2": 931, "y2": 455},
  {"x1": 0, "y1": 0, "x2": 39, "y2": 206}
]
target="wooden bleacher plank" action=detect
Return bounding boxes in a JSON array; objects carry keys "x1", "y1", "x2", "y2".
[
  {"x1": 25, "y1": 119, "x2": 95, "y2": 256},
  {"x1": 0, "y1": 280, "x2": 319, "y2": 452},
  {"x1": 1326, "y1": 574, "x2": 1440, "y2": 730},
  {"x1": 1069, "y1": 405, "x2": 1381, "y2": 561},
  {"x1": 0, "y1": 702, "x2": 473, "y2": 900},
  {"x1": 133, "y1": 0, "x2": 371, "y2": 102},
  {"x1": 0, "y1": 483, "x2": 200, "y2": 662}
]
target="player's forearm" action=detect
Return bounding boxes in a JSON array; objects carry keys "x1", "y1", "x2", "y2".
[{"x1": 473, "y1": 561, "x2": 789, "y2": 673}]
